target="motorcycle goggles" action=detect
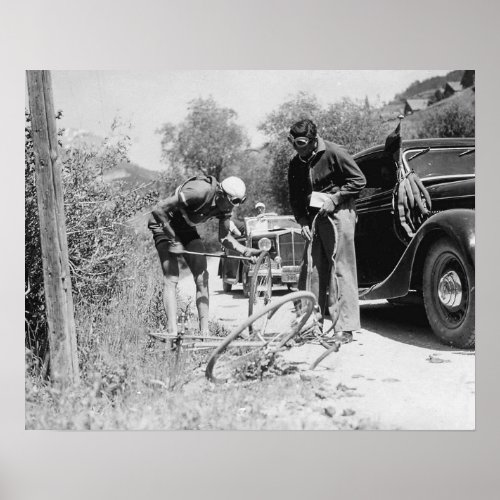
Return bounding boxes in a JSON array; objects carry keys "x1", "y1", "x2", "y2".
[
  {"x1": 222, "y1": 188, "x2": 247, "y2": 206},
  {"x1": 287, "y1": 134, "x2": 312, "y2": 148}
]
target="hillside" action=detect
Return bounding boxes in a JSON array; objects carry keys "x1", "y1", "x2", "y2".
[
  {"x1": 396, "y1": 87, "x2": 475, "y2": 138},
  {"x1": 61, "y1": 127, "x2": 162, "y2": 191},
  {"x1": 393, "y1": 70, "x2": 464, "y2": 101},
  {"x1": 102, "y1": 161, "x2": 160, "y2": 189}
]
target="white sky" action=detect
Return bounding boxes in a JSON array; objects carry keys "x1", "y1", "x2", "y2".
[{"x1": 49, "y1": 70, "x2": 451, "y2": 171}]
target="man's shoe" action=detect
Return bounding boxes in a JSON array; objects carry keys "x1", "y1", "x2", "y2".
[{"x1": 335, "y1": 331, "x2": 353, "y2": 344}]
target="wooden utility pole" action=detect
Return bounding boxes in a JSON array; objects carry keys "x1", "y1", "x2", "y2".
[{"x1": 26, "y1": 70, "x2": 80, "y2": 385}]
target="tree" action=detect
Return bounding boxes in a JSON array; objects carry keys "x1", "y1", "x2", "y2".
[
  {"x1": 318, "y1": 97, "x2": 382, "y2": 153},
  {"x1": 157, "y1": 97, "x2": 249, "y2": 180}
]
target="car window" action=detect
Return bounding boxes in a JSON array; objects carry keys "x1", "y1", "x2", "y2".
[
  {"x1": 356, "y1": 155, "x2": 397, "y2": 200},
  {"x1": 404, "y1": 147, "x2": 475, "y2": 178},
  {"x1": 245, "y1": 216, "x2": 300, "y2": 234}
]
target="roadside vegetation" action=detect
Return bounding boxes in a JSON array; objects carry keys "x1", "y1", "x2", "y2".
[{"x1": 25, "y1": 74, "x2": 474, "y2": 429}]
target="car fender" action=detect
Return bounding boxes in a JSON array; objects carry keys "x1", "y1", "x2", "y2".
[{"x1": 359, "y1": 209, "x2": 475, "y2": 300}]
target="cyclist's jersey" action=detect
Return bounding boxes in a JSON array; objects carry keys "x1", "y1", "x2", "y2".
[{"x1": 173, "y1": 175, "x2": 232, "y2": 226}]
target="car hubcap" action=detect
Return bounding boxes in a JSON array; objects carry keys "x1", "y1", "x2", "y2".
[
  {"x1": 433, "y1": 251, "x2": 469, "y2": 328},
  {"x1": 438, "y1": 270, "x2": 462, "y2": 309}
]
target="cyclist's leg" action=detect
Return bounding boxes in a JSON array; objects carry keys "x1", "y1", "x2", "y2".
[
  {"x1": 156, "y1": 240, "x2": 180, "y2": 335},
  {"x1": 183, "y1": 238, "x2": 209, "y2": 335}
]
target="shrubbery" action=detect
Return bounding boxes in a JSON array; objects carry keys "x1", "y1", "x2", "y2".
[
  {"x1": 417, "y1": 100, "x2": 475, "y2": 138},
  {"x1": 25, "y1": 112, "x2": 163, "y2": 361}
]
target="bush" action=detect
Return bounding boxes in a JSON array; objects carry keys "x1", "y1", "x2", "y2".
[
  {"x1": 417, "y1": 100, "x2": 475, "y2": 138},
  {"x1": 25, "y1": 111, "x2": 163, "y2": 360},
  {"x1": 25, "y1": 111, "x2": 48, "y2": 358}
]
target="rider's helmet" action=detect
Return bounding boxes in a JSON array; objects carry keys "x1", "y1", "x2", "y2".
[{"x1": 220, "y1": 176, "x2": 247, "y2": 205}]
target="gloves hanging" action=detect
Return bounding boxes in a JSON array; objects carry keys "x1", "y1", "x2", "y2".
[{"x1": 393, "y1": 169, "x2": 432, "y2": 243}]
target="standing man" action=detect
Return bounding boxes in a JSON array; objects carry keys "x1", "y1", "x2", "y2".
[
  {"x1": 287, "y1": 119, "x2": 366, "y2": 343},
  {"x1": 148, "y1": 175, "x2": 261, "y2": 336}
]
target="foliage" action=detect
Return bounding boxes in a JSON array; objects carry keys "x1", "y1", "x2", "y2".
[
  {"x1": 157, "y1": 97, "x2": 249, "y2": 180},
  {"x1": 227, "y1": 149, "x2": 278, "y2": 218},
  {"x1": 416, "y1": 100, "x2": 475, "y2": 138},
  {"x1": 25, "y1": 111, "x2": 162, "y2": 360},
  {"x1": 26, "y1": 293, "x2": 373, "y2": 431},
  {"x1": 60, "y1": 124, "x2": 159, "y2": 307},
  {"x1": 320, "y1": 97, "x2": 382, "y2": 153},
  {"x1": 25, "y1": 111, "x2": 47, "y2": 357}
]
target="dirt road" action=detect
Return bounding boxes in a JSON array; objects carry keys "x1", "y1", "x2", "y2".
[{"x1": 179, "y1": 258, "x2": 475, "y2": 430}]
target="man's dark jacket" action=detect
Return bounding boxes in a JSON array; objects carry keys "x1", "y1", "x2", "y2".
[{"x1": 287, "y1": 137, "x2": 366, "y2": 226}]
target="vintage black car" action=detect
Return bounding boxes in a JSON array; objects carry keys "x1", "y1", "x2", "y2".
[
  {"x1": 354, "y1": 137, "x2": 475, "y2": 348},
  {"x1": 219, "y1": 215, "x2": 306, "y2": 296}
]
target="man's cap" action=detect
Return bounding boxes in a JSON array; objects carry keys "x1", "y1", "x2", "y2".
[
  {"x1": 255, "y1": 202, "x2": 265, "y2": 209},
  {"x1": 220, "y1": 176, "x2": 246, "y2": 199}
]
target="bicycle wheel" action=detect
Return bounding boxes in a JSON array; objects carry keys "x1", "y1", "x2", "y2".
[
  {"x1": 206, "y1": 291, "x2": 317, "y2": 383},
  {"x1": 248, "y1": 251, "x2": 272, "y2": 336}
]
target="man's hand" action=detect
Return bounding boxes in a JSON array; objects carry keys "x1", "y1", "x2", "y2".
[
  {"x1": 168, "y1": 241, "x2": 185, "y2": 254},
  {"x1": 243, "y1": 247, "x2": 261, "y2": 257},
  {"x1": 243, "y1": 247, "x2": 261, "y2": 264},
  {"x1": 318, "y1": 197, "x2": 336, "y2": 217},
  {"x1": 301, "y1": 225, "x2": 312, "y2": 241}
]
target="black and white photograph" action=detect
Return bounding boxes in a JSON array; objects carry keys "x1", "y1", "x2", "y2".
[
  {"x1": 5, "y1": 0, "x2": 500, "y2": 498},
  {"x1": 25, "y1": 69, "x2": 475, "y2": 431}
]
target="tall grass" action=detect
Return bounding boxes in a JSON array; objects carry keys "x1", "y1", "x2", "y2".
[{"x1": 25, "y1": 226, "x2": 375, "y2": 430}]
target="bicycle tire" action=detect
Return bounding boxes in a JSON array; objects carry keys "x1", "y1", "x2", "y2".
[
  {"x1": 248, "y1": 251, "x2": 272, "y2": 336},
  {"x1": 205, "y1": 291, "x2": 317, "y2": 383}
]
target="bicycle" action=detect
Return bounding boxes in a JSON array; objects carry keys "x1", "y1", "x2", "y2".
[
  {"x1": 246, "y1": 245, "x2": 343, "y2": 372},
  {"x1": 148, "y1": 291, "x2": 318, "y2": 383},
  {"x1": 148, "y1": 272, "x2": 342, "y2": 385}
]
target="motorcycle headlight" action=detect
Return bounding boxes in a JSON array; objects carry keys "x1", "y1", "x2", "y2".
[{"x1": 258, "y1": 237, "x2": 272, "y2": 252}]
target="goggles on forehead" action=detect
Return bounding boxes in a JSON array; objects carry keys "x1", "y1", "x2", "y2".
[
  {"x1": 287, "y1": 134, "x2": 313, "y2": 148},
  {"x1": 222, "y1": 188, "x2": 246, "y2": 206}
]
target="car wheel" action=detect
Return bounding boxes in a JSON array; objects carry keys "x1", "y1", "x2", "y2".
[
  {"x1": 422, "y1": 238, "x2": 475, "y2": 348},
  {"x1": 222, "y1": 282, "x2": 232, "y2": 293}
]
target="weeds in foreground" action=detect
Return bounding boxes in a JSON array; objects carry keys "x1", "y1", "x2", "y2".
[
  {"x1": 26, "y1": 366, "x2": 374, "y2": 430},
  {"x1": 25, "y1": 240, "x2": 376, "y2": 430}
]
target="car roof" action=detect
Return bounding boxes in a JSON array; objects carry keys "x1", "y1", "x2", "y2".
[{"x1": 353, "y1": 137, "x2": 475, "y2": 160}]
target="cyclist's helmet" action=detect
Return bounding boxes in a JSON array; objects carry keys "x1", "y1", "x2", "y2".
[{"x1": 220, "y1": 176, "x2": 247, "y2": 205}]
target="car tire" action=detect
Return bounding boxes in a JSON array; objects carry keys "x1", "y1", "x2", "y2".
[
  {"x1": 422, "y1": 238, "x2": 475, "y2": 348},
  {"x1": 222, "y1": 282, "x2": 232, "y2": 293}
]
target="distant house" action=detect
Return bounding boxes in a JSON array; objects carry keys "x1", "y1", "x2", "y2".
[
  {"x1": 443, "y1": 81, "x2": 463, "y2": 99},
  {"x1": 404, "y1": 98, "x2": 429, "y2": 115}
]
